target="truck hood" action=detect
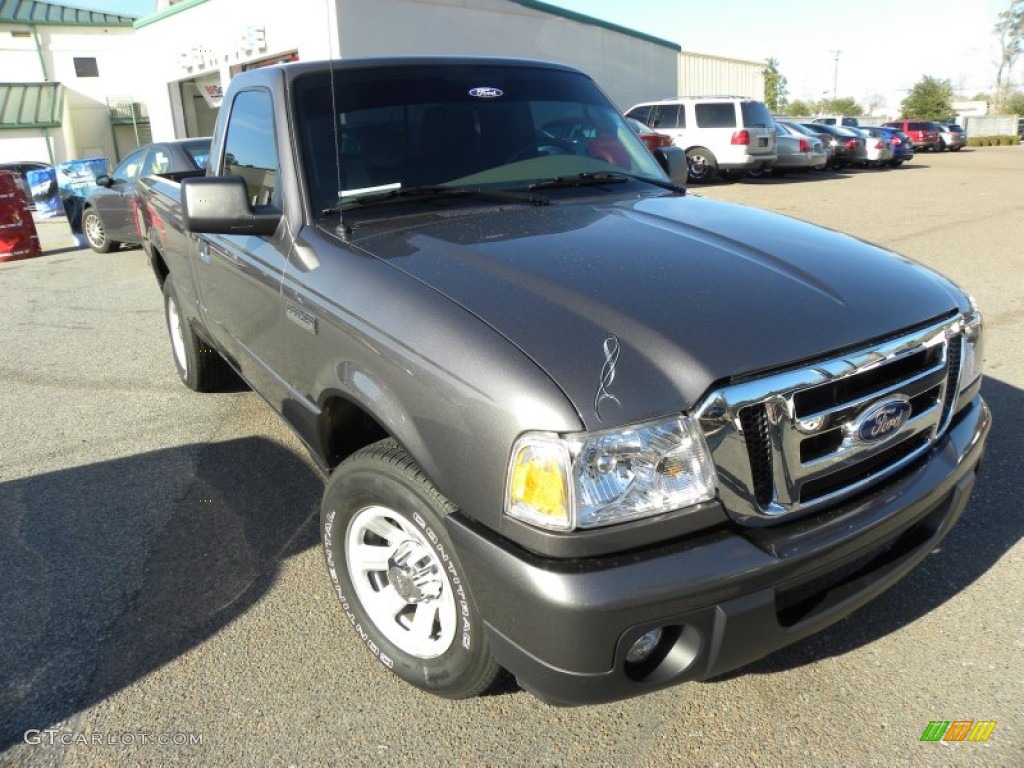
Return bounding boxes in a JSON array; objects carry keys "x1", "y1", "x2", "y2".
[{"x1": 344, "y1": 193, "x2": 965, "y2": 429}]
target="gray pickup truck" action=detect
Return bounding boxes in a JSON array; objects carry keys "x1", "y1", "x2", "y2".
[{"x1": 138, "y1": 57, "x2": 990, "y2": 706}]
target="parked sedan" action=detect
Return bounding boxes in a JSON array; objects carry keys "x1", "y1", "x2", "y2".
[
  {"x1": 770, "y1": 121, "x2": 828, "y2": 172},
  {"x1": 800, "y1": 123, "x2": 864, "y2": 169},
  {"x1": 625, "y1": 116, "x2": 673, "y2": 153},
  {"x1": 852, "y1": 127, "x2": 894, "y2": 167},
  {"x1": 868, "y1": 125, "x2": 915, "y2": 167},
  {"x1": 935, "y1": 123, "x2": 966, "y2": 151},
  {"x1": 82, "y1": 138, "x2": 210, "y2": 253}
]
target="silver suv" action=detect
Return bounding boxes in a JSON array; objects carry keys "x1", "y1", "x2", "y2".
[{"x1": 625, "y1": 97, "x2": 776, "y2": 182}]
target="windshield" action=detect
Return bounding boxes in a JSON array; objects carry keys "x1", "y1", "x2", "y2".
[{"x1": 292, "y1": 64, "x2": 665, "y2": 214}]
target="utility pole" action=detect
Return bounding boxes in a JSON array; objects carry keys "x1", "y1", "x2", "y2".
[{"x1": 831, "y1": 50, "x2": 842, "y2": 102}]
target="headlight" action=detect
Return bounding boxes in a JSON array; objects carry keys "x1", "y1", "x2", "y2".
[
  {"x1": 959, "y1": 298, "x2": 984, "y2": 391},
  {"x1": 505, "y1": 415, "x2": 717, "y2": 531}
]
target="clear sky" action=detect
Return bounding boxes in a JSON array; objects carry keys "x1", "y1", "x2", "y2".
[
  {"x1": 540, "y1": 0, "x2": 1012, "y2": 112},
  {"x1": 60, "y1": 0, "x2": 1014, "y2": 113}
]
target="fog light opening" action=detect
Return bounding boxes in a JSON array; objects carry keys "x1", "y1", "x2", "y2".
[
  {"x1": 626, "y1": 628, "x2": 664, "y2": 664},
  {"x1": 624, "y1": 624, "x2": 700, "y2": 683}
]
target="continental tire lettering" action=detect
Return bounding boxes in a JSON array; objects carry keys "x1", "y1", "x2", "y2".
[
  {"x1": 324, "y1": 508, "x2": 391, "y2": 666},
  {"x1": 411, "y1": 510, "x2": 474, "y2": 652}
]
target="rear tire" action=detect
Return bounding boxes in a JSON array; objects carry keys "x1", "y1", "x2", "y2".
[
  {"x1": 321, "y1": 439, "x2": 502, "y2": 699},
  {"x1": 163, "y1": 277, "x2": 231, "y2": 392},
  {"x1": 685, "y1": 147, "x2": 718, "y2": 183}
]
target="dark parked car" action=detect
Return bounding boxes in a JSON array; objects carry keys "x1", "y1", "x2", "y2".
[
  {"x1": 800, "y1": 122, "x2": 864, "y2": 169},
  {"x1": 883, "y1": 120, "x2": 940, "y2": 152},
  {"x1": 81, "y1": 138, "x2": 210, "y2": 253},
  {"x1": 0, "y1": 160, "x2": 52, "y2": 208},
  {"x1": 868, "y1": 125, "x2": 915, "y2": 167}
]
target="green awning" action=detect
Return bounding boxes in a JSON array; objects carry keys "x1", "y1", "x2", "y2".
[
  {"x1": 0, "y1": 82, "x2": 63, "y2": 129},
  {"x1": 0, "y1": 0, "x2": 136, "y2": 27}
]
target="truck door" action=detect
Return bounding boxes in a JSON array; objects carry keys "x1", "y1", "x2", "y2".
[{"x1": 194, "y1": 88, "x2": 292, "y2": 408}]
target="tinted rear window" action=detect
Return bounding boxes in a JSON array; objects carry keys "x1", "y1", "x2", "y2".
[
  {"x1": 695, "y1": 102, "x2": 736, "y2": 128},
  {"x1": 741, "y1": 101, "x2": 773, "y2": 127}
]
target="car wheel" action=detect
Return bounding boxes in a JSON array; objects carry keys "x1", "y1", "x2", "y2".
[
  {"x1": 82, "y1": 208, "x2": 120, "y2": 253},
  {"x1": 685, "y1": 147, "x2": 718, "y2": 183},
  {"x1": 321, "y1": 438, "x2": 502, "y2": 699},
  {"x1": 163, "y1": 276, "x2": 231, "y2": 392},
  {"x1": 889, "y1": 159, "x2": 904, "y2": 168}
]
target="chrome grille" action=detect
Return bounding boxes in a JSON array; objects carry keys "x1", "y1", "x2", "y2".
[{"x1": 698, "y1": 316, "x2": 966, "y2": 525}]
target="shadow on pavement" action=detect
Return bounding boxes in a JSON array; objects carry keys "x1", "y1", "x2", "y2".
[{"x1": 0, "y1": 438, "x2": 322, "y2": 750}]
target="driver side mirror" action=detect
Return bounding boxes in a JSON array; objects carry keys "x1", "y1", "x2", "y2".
[
  {"x1": 182, "y1": 175, "x2": 282, "y2": 236},
  {"x1": 654, "y1": 147, "x2": 687, "y2": 186},
  {"x1": 96, "y1": 175, "x2": 114, "y2": 188}
]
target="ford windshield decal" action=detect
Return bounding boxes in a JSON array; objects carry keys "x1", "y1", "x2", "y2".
[{"x1": 468, "y1": 87, "x2": 504, "y2": 99}]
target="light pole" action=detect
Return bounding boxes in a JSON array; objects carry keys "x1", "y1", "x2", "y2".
[{"x1": 831, "y1": 50, "x2": 842, "y2": 103}]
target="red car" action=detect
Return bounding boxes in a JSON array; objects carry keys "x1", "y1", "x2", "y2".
[
  {"x1": 626, "y1": 116, "x2": 673, "y2": 153},
  {"x1": 882, "y1": 120, "x2": 940, "y2": 152}
]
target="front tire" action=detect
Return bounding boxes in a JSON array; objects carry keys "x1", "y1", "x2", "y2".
[
  {"x1": 82, "y1": 208, "x2": 119, "y2": 253},
  {"x1": 163, "y1": 277, "x2": 231, "y2": 392},
  {"x1": 321, "y1": 439, "x2": 501, "y2": 699}
]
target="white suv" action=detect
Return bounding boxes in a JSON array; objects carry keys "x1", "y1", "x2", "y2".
[{"x1": 625, "y1": 97, "x2": 776, "y2": 182}]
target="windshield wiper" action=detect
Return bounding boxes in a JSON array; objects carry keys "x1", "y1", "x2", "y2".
[
  {"x1": 322, "y1": 185, "x2": 548, "y2": 215},
  {"x1": 528, "y1": 171, "x2": 685, "y2": 194}
]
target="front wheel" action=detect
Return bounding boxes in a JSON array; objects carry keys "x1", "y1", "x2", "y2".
[
  {"x1": 321, "y1": 439, "x2": 501, "y2": 699},
  {"x1": 82, "y1": 208, "x2": 119, "y2": 253}
]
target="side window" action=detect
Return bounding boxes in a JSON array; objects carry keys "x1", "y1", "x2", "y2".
[
  {"x1": 222, "y1": 89, "x2": 280, "y2": 207},
  {"x1": 653, "y1": 105, "x2": 681, "y2": 129},
  {"x1": 140, "y1": 148, "x2": 170, "y2": 177},
  {"x1": 694, "y1": 103, "x2": 737, "y2": 128},
  {"x1": 626, "y1": 105, "x2": 652, "y2": 126},
  {"x1": 111, "y1": 149, "x2": 146, "y2": 183}
]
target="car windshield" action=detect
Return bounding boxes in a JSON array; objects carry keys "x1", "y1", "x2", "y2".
[
  {"x1": 183, "y1": 139, "x2": 212, "y2": 170},
  {"x1": 292, "y1": 64, "x2": 665, "y2": 214}
]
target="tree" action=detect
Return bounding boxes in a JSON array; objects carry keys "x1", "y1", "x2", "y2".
[
  {"x1": 786, "y1": 99, "x2": 813, "y2": 116},
  {"x1": 819, "y1": 97, "x2": 864, "y2": 116},
  {"x1": 900, "y1": 76, "x2": 954, "y2": 119},
  {"x1": 993, "y1": 1, "x2": 1023, "y2": 112},
  {"x1": 1007, "y1": 90, "x2": 1024, "y2": 113},
  {"x1": 763, "y1": 57, "x2": 788, "y2": 112}
]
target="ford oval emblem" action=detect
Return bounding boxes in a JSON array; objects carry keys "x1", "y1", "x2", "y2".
[
  {"x1": 854, "y1": 397, "x2": 911, "y2": 443},
  {"x1": 468, "y1": 87, "x2": 503, "y2": 99}
]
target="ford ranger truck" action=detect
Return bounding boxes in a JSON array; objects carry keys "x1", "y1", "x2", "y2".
[{"x1": 137, "y1": 57, "x2": 990, "y2": 706}]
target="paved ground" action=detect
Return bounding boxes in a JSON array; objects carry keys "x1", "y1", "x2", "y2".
[{"x1": 1, "y1": 147, "x2": 1021, "y2": 767}]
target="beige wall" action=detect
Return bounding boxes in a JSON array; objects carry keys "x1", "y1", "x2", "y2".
[
  {"x1": 678, "y1": 51, "x2": 765, "y2": 102},
  {"x1": 0, "y1": 23, "x2": 142, "y2": 164},
  {"x1": 337, "y1": 0, "x2": 678, "y2": 110}
]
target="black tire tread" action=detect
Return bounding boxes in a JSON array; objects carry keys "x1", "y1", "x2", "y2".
[
  {"x1": 325, "y1": 438, "x2": 503, "y2": 699},
  {"x1": 163, "y1": 277, "x2": 232, "y2": 392}
]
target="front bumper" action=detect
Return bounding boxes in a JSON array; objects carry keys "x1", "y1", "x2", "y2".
[{"x1": 447, "y1": 395, "x2": 990, "y2": 705}]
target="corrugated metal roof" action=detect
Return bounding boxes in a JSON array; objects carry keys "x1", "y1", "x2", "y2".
[
  {"x1": 0, "y1": 82, "x2": 63, "y2": 128},
  {"x1": 0, "y1": 0, "x2": 136, "y2": 27}
]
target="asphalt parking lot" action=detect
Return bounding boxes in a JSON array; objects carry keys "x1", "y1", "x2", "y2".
[{"x1": 1, "y1": 147, "x2": 1021, "y2": 767}]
